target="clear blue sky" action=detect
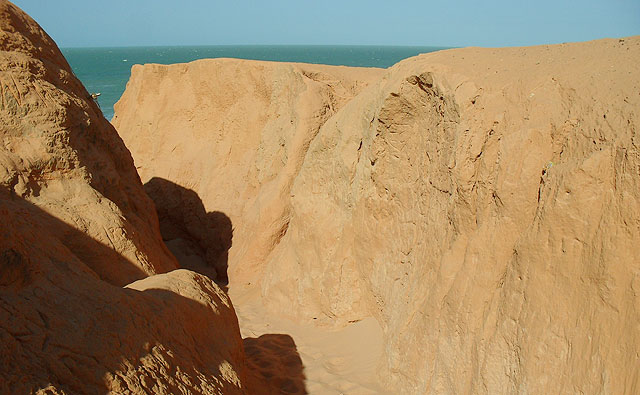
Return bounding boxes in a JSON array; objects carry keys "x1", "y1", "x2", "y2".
[{"x1": 12, "y1": 0, "x2": 640, "y2": 48}]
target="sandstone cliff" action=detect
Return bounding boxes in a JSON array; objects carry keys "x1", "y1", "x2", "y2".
[
  {"x1": 280, "y1": 38, "x2": 640, "y2": 393},
  {"x1": 112, "y1": 59, "x2": 384, "y2": 286},
  {"x1": 0, "y1": 1, "x2": 249, "y2": 393},
  {"x1": 115, "y1": 35, "x2": 640, "y2": 393}
]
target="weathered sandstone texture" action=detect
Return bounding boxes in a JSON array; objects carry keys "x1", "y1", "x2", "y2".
[
  {"x1": 0, "y1": 1, "x2": 249, "y2": 393},
  {"x1": 0, "y1": 0, "x2": 178, "y2": 286},
  {"x1": 112, "y1": 59, "x2": 384, "y2": 285},
  {"x1": 115, "y1": 36, "x2": 640, "y2": 393},
  {"x1": 282, "y1": 38, "x2": 640, "y2": 394}
]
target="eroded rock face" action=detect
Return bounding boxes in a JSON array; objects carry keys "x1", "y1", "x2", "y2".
[
  {"x1": 275, "y1": 39, "x2": 640, "y2": 393},
  {"x1": 115, "y1": 35, "x2": 640, "y2": 393},
  {"x1": 143, "y1": 177, "x2": 233, "y2": 284},
  {"x1": 112, "y1": 59, "x2": 384, "y2": 285},
  {"x1": 0, "y1": 0, "x2": 178, "y2": 286},
  {"x1": 0, "y1": 202, "x2": 248, "y2": 394},
  {"x1": 0, "y1": 1, "x2": 249, "y2": 393}
]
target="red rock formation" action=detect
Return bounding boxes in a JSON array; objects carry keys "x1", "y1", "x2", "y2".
[
  {"x1": 0, "y1": 0, "x2": 178, "y2": 286},
  {"x1": 0, "y1": 1, "x2": 251, "y2": 393}
]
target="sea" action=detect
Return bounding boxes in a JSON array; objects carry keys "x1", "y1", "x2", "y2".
[{"x1": 61, "y1": 45, "x2": 448, "y2": 120}]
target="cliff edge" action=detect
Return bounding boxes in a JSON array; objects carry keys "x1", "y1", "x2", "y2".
[
  {"x1": 282, "y1": 37, "x2": 640, "y2": 393},
  {"x1": 112, "y1": 59, "x2": 384, "y2": 286},
  {"x1": 114, "y1": 35, "x2": 640, "y2": 393}
]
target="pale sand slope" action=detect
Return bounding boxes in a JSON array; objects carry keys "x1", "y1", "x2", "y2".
[
  {"x1": 115, "y1": 37, "x2": 640, "y2": 393},
  {"x1": 0, "y1": 2, "x2": 255, "y2": 393},
  {"x1": 235, "y1": 287, "x2": 385, "y2": 394}
]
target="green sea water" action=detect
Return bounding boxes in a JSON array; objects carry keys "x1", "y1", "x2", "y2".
[{"x1": 62, "y1": 45, "x2": 448, "y2": 120}]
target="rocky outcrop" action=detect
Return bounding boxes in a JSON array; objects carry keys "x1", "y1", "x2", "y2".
[
  {"x1": 0, "y1": 1, "x2": 250, "y2": 393},
  {"x1": 112, "y1": 59, "x2": 384, "y2": 285},
  {"x1": 279, "y1": 38, "x2": 640, "y2": 393},
  {"x1": 115, "y1": 35, "x2": 640, "y2": 393},
  {"x1": 0, "y1": 0, "x2": 178, "y2": 286}
]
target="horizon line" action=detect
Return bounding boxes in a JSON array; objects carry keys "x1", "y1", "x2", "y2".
[
  {"x1": 57, "y1": 34, "x2": 638, "y2": 51},
  {"x1": 60, "y1": 43, "x2": 454, "y2": 50}
]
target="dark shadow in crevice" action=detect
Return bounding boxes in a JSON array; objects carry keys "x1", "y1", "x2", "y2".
[
  {"x1": 142, "y1": 179, "x2": 311, "y2": 392},
  {"x1": 244, "y1": 334, "x2": 308, "y2": 394},
  {"x1": 143, "y1": 177, "x2": 232, "y2": 287},
  {"x1": 0, "y1": 188, "x2": 244, "y2": 394},
  {"x1": 1, "y1": 184, "x2": 312, "y2": 395}
]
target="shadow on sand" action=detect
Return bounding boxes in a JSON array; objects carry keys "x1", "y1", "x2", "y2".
[
  {"x1": 141, "y1": 177, "x2": 309, "y2": 393},
  {"x1": 0, "y1": 189, "x2": 245, "y2": 393},
  {"x1": 244, "y1": 334, "x2": 308, "y2": 394}
]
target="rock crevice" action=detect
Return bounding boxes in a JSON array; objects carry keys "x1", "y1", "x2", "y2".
[{"x1": 115, "y1": 35, "x2": 640, "y2": 394}]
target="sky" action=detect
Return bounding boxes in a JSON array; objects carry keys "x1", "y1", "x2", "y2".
[{"x1": 12, "y1": 0, "x2": 640, "y2": 48}]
